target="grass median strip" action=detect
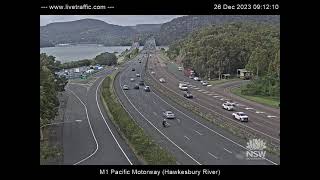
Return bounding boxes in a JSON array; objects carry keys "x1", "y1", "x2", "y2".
[{"x1": 100, "y1": 72, "x2": 176, "y2": 165}]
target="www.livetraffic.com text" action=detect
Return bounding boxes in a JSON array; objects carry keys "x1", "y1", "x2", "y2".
[
  {"x1": 99, "y1": 169, "x2": 220, "y2": 176},
  {"x1": 43, "y1": 4, "x2": 114, "y2": 10}
]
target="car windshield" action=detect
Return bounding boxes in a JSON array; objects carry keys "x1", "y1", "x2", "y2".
[{"x1": 239, "y1": 113, "x2": 246, "y2": 116}]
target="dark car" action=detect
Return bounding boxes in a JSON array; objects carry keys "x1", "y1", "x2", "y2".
[
  {"x1": 134, "y1": 84, "x2": 139, "y2": 89},
  {"x1": 138, "y1": 80, "x2": 144, "y2": 86},
  {"x1": 139, "y1": 61, "x2": 141, "y2": 63},
  {"x1": 184, "y1": 91, "x2": 193, "y2": 98},
  {"x1": 144, "y1": 86, "x2": 150, "y2": 92},
  {"x1": 132, "y1": 68, "x2": 135, "y2": 71}
]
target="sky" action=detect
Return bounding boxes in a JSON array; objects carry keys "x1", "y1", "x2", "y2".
[{"x1": 40, "y1": 15, "x2": 185, "y2": 26}]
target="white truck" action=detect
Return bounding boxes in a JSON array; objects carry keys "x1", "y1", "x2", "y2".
[{"x1": 179, "y1": 83, "x2": 188, "y2": 91}]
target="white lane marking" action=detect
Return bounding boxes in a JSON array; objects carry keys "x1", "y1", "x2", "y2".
[
  {"x1": 153, "y1": 100, "x2": 157, "y2": 104},
  {"x1": 256, "y1": 111, "x2": 265, "y2": 114},
  {"x1": 214, "y1": 96, "x2": 221, "y2": 98},
  {"x1": 194, "y1": 87, "x2": 200, "y2": 90},
  {"x1": 75, "y1": 119, "x2": 83, "y2": 122},
  {"x1": 194, "y1": 130, "x2": 203, "y2": 136},
  {"x1": 67, "y1": 89, "x2": 99, "y2": 165},
  {"x1": 208, "y1": 94, "x2": 213, "y2": 96},
  {"x1": 208, "y1": 152, "x2": 218, "y2": 159},
  {"x1": 207, "y1": 85, "x2": 212, "y2": 87},
  {"x1": 151, "y1": 91, "x2": 278, "y2": 165},
  {"x1": 119, "y1": 73, "x2": 201, "y2": 165},
  {"x1": 245, "y1": 107, "x2": 254, "y2": 110},
  {"x1": 220, "y1": 98, "x2": 225, "y2": 101},
  {"x1": 96, "y1": 76, "x2": 133, "y2": 165},
  {"x1": 203, "y1": 91, "x2": 209, "y2": 94},
  {"x1": 198, "y1": 89, "x2": 204, "y2": 92},
  {"x1": 267, "y1": 115, "x2": 277, "y2": 118},
  {"x1": 184, "y1": 136, "x2": 190, "y2": 141},
  {"x1": 224, "y1": 148, "x2": 232, "y2": 154},
  {"x1": 177, "y1": 119, "x2": 181, "y2": 123},
  {"x1": 237, "y1": 104, "x2": 245, "y2": 107}
]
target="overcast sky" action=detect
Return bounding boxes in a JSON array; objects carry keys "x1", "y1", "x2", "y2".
[{"x1": 40, "y1": 15, "x2": 185, "y2": 26}]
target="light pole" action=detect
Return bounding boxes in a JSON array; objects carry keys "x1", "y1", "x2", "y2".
[{"x1": 40, "y1": 120, "x2": 82, "y2": 141}]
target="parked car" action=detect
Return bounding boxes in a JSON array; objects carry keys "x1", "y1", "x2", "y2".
[
  {"x1": 159, "y1": 78, "x2": 166, "y2": 83},
  {"x1": 138, "y1": 80, "x2": 144, "y2": 86},
  {"x1": 134, "y1": 84, "x2": 139, "y2": 89},
  {"x1": 184, "y1": 91, "x2": 193, "y2": 98},
  {"x1": 130, "y1": 78, "x2": 135, "y2": 82},
  {"x1": 132, "y1": 68, "x2": 135, "y2": 71},
  {"x1": 194, "y1": 77, "x2": 200, "y2": 81},
  {"x1": 178, "y1": 67, "x2": 183, "y2": 71},
  {"x1": 163, "y1": 111, "x2": 175, "y2": 119},
  {"x1": 136, "y1": 73, "x2": 140, "y2": 77},
  {"x1": 222, "y1": 103, "x2": 234, "y2": 111},
  {"x1": 232, "y1": 112, "x2": 248, "y2": 122},
  {"x1": 151, "y1": 71, "x2": 155, "y2": 75},
  {"x1": 123, "y1": 85, "x2": 129, "y2": 90},
  {"x1": 144, "y1": 86, "x2": 150, "y2": 92}
]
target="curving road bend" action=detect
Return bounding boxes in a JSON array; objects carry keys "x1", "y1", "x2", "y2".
[{"x1": 63, "y1": 68, "x2": 139, "y2": 165}]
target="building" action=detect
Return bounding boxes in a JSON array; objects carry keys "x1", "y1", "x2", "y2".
[{"x1": 237, "y1": 69, "x2": 252, "y2": 79}]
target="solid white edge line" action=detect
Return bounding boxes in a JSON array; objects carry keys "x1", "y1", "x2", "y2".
[
  {"x1": 184, "y1": 136, "x2": 190, "y2": 140},
  {"x1": 96, "y1": 76, "x2": 133, "y2": 165},
  {"x1": 208, "y1": 152, "x2": 218, "y2": 159},
  {"x1": 67, "y1": 89, "x2": 99, "y2": 165},
  {"x1": 224, "y1": 148, "x2": 232, "y2": 154}
]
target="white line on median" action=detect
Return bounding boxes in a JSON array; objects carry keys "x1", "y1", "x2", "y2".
[
  {"x1": 96, "y1": 76, "x2": 133, "y2": 165},
  {"x1": 194, "y1": 130, "x2": 203, "y2": 136},
  {"x1": 208, "y1": 152, "x2": 218, "y2": 159},
  {"x1": 184, "y1": 136, "x2": 190, "y2": 140},
  {"x1": 245, "y1": 107, "x2": 254, "y2": 110},
  {"x1": 224, "y1": 148, "x2": 232, "y2": 154},
  {"x1": 67, "y1": 89, "x2": 99, "y2": 165}
]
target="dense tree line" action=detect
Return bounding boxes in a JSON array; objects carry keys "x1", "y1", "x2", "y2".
[
  {"x1": 60, "y1": 52, "x2": 118, "y2": 69},
  {"x1": 167, "y1": 23, "x2": 280, "y2": 98},
  {"x1": 40, "y1": 53, "x2": 67, "y2": 127}
]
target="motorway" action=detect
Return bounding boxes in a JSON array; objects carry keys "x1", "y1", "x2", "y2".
[
  {"x1": 149, "y1": 52, "x2": 280, "y2": 146},
  {"x1": 113, "y1": 46, "x2": 280, "y2": 164},
  {"x1": 62, "y1": 67, "x2": 139, "y2": 165}
]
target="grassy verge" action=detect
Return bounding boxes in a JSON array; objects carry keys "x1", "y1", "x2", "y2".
[
  {"x1": 100, "y1": 71, "x2": 176, "y2": 165},
  {"x1": 231, "y1": 87, "x2": 280, "y2": 108},
  {"x1": 208, "y1": 78, "x2": 238, "y2": 86}
]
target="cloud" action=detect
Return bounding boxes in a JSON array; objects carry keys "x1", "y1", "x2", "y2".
[{"x1": 40, "y1": 15, "x2": 185, "y2": 26}]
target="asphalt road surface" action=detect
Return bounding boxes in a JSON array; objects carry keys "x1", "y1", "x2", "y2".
[
  {"x1": 114, "y1": 52, "x2": 279, "y2": 165},
  {"x1": 150, "y1": 52, "x2": 280, "y2": 145},
  {"x1": 63, "y1": 67, "x2": 139, "y2": 165}
]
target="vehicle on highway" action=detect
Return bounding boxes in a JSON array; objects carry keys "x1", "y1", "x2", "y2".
[
  {"x1": 178, "y1": 67, "x2": 183, "y2": 71},
  {"x1": 151, "y1": 71, "x2": 155, "y2": 75},
  {"x1": 232, "y1": 112, "x2": 248, "y2": 122},
  {"x1": 138, "y1": 80, "x2": 144, "y2": 86},
  {"x1": 194, "y1": 77, "x2": 200, "y2": 81},
  {"x1": 144, "y1": 86, "x2": 150, "y2": 92},
  {"x1": 222, "y1": 103, "x2": 234, "y2": 111},
  {"x1": 225, "y1": 100, "x2": 236, "y2": 106},
  {"x1": 184, "y1": 91, "x2": 193, "y2": 98},
  {"x1": 201, "y1": 81, "x2": 209, "y2": 86},
  {"x1": 139, "y1": 61, "x2": 141, "y2": 63},
  {"x1": 123, "y1": 85, "x2": 129, "y2": 90},
  {"x1": 134, "y1": 84, "x2": 139, "y2": 89},
  {"x1": 179, "y1": 83, "x2": 188, "y2": 91},
  {"x1": 159, "y1": 78, "x2": 166, "y2": 83},
  {"x1": 132, "y1": 68, "x2": 135, "y2": 71},
  {"x1": 136, "y1": 73, "x2": 140, "y2": 77},
  {"x1": 163, "y1": 111, "x2": 175, "y2": 119},
  {"x1": 130, "y1": 78, "x2": 135, "y2": 82}
]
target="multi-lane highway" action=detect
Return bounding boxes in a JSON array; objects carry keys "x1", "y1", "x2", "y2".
[
  {"x1": 113, "y1": 45, "x2": 280, "y2": 164},
  {"x1": 148, "y1": 52, "x2": 280, "y2": 147},
  {"x1": 63, "y1": 67, "x2": 139, "y2": 165}
]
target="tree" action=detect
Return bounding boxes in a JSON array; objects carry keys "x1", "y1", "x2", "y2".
[{"x1": 94, "y1": 52, "x2": 117, "y2": 66}]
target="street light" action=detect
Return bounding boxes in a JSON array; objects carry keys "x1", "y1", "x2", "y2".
[{"x1": 40, "y1": 120, "x2": 82, "y2": 141}]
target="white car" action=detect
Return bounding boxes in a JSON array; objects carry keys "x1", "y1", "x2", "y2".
[
  {"x1": 151, "y1": 71, "x2": 155, "y2": 75},
  {"x1": 232, "y1": 112, "x2": 248, "y2": 122},
  {"x1": 179, "y1": 83, "x2": 188, "y2": 91},
  {"x1": 201, "y1": 81, "x2": 209, "y2": 86},
  {"x1": 159, "y1": 78, "x2": 166, "y2": 83},
  {"x1": 225, "y1": 100, "x2": 236, "y2": 106},
  {"x1": 222, "y1": 103, "x2": 234, "y2": 111},
  {"x1": 194, "y1": 77, "x2": 200, "y2": 81},
  {"x1": 130, "y1": 78, "x2": 135, "y2": 82},
  {"x1": 163, "y1": 111, "x2": 175, "y2": 119},
  {"x1": 123, "y1": 85, "x2": 129, "y2": 90},
  {"x1": 136, "y1": 74, "x2": 140, "y2": 77},
  {"x1": 178, "y1": 67, "x2": 183, "y2": 71}
]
